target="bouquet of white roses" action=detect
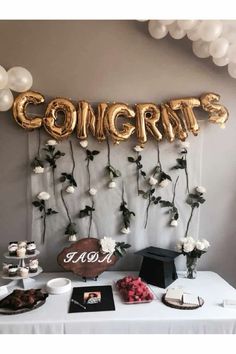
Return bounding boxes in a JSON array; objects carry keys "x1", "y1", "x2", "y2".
[{"x1": 176, "y1": 236, "x2": 210, "y2": 258}]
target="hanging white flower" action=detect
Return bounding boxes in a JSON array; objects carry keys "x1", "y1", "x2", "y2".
[
  {"x1": 149, "y1": 176, "x2": 158, "y2": 186},
  {"x1": 170, "y1": 219, "x2": 178, "y2": 227},
  {"x1": 37, "y1": 191, "x2": 50, "y2": 201},
  {"x1": 89, "y1": 188, "x2": 97, "y2": 196},
  {"x1": 66, "y1": 185, "x2": 75, "y2": 194},
  {"x1": 196, "y1": 186, "x2": 207, "y2": 194},
  {"x1": 33, "y1": 166, "x2": 44, "y2": 174},
  {"x1": 100, "y1": 237, "x2": 116, "y2": 254},
  {"x1": 46, "y1": 139, "x2": 57, "y2": 146},
  {"x1": 159, "y1": 179, "x2": 170, "y2": 188},
  {"x1": 68, "y1": 234, "x2": 77, "y2": 242},
  {"x1": 134, "y1": 145, "x2": 144, "y2": 152},
  {"x1": 196, "y1": 240, "x2": 205, "y2": 251},
  {"x1": 108, "y1": 181, "x2": 116, "y2": 189},
  {"x1": 80, "y1": 140, "x2": 88, "y2": 148},
  {"x1": 201, "y1": 238, "x2": 210, "y2": 249},
  {"x1": 120, "y1": 226, "x2": 130, "y2": 234},
  {"x1": 180, "y1": 141, "x2": 190, "y2": 149}
]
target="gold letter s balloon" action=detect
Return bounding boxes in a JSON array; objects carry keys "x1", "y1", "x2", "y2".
[
  {"x1": 44, "y1": 98, "x2": 77, "y2": 140},
  {"x1": 105, "y1": 103, "x2": 135, "y2": 144},
  {"x1": 200, "y1": 92, "x2": 229, "y2": 127},
  {"x1": 13, "y1": 91, "x2": 44, "y2": 130}
]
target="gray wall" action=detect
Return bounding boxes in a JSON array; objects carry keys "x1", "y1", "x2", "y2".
[{"x1": 0, "y1": 20, "x2": 236, "y2": 286}]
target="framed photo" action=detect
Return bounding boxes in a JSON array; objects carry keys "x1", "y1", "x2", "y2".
[{"x1": 69, "y1": 285, "x2": 115, "y2": 313}]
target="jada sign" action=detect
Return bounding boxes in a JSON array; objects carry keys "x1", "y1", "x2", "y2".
[
  {"x1": 57, "y1": 238, "x2": 117, "y2": 278},
  {"x1": 13, "y1": 91, "x2": 228, "y2": 145}
]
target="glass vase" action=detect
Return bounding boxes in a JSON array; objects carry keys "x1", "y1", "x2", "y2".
[{"x1": 186, "y1": 255, "x2": 198, "y2": 279}]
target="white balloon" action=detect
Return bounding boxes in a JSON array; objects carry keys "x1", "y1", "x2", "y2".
[
  {"x1": 158, "y1": 20, "x2": 175, "y2": 25},
  {"x1": 228, "y1": 62, "x2": 236, "y2": 78},
  {"x1": 177, "y1": 20, "x2": 198, "y2": 30},
  {"x1": 0, "y1": 66, "x2": 8, "y2": 89},
  {"x1": 199, "y1": 20, "x2": 223, "y2": 42},
  {"x1": 0, "y1": 89, "x2": 14, "y2": 111},
  {"x1": 209, "y1": 38, "x2": 229, "y2": 58},
  {"x1": 187, "y1": 26, "x2": 201, "y2": 41},
  {"x1": 213, "y1": 55, "x2": 229, "y2": 66},
  {"x1": 228, "y1": 44, "x2": 236, "y2": 64},
  {"x1": 169, "y1": 22, "x2": 186, "y2": 39},
  {"x1": 148, "y1": 20, "x2": 168, "y2": 39},
  {"x1": 192, "y1": 40, "x2": 210, "y2": 58},
  {"x1": 8, "y1": 66, "x2": 33, "y2": 92}
]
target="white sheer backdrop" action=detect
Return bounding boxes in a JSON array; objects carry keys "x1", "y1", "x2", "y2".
[{"x1": 28, "y1": 121, "x2": 205, "y2": 272}]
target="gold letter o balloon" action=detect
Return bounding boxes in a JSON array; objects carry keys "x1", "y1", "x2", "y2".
[{"x1": 44, "y1": 98, "x2": 77, "y2": 140}]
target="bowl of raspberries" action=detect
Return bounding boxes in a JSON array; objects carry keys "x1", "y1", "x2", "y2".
[{"x1": 116, "y1": 276, "x2": 154, "y2": 304}]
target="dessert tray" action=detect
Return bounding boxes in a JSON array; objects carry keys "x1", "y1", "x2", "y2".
[
  {"x1": 162, "y1": 294, "x2": 204, "y2": 310},
  {"x1": 0, "y1": 298, "x2": 46, "y2": 315},
  {"x1": 115, "y1": 276, "x2": 155, "y2": 304}
]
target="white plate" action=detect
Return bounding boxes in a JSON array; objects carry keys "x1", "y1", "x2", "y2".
[{"x1": 46, "y1": 278, "x2": 72, "y2": 295}]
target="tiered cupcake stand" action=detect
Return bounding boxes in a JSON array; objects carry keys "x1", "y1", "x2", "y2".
[{"x1": 0, "y1": 250, "x2": 43, "y2": 289}]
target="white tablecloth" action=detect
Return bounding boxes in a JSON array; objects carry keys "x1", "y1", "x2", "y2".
[{"x1": 0, "y1": 271, "x2": 236, "y2": 334}]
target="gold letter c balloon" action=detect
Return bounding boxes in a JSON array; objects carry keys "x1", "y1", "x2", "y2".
[
  {"x1": 44, "y1": 98, "x2": 77, "y2": 140},
  {"x1": 13, "y1": 91, "x2": 44, "y2": 130}
]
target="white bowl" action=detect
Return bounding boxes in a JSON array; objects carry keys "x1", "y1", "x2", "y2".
[{"x1": 46, "y1": 278, "x2": 72, "y2": 295}]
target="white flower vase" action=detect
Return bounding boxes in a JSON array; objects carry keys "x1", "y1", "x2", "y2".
[{"x1": 186, "y1": 255, "x2": 198, "y2": 279}]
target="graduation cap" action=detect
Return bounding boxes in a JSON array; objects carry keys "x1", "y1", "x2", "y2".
[{"x1": 135, "y1": 246, "x2": 180, "y2": 289}]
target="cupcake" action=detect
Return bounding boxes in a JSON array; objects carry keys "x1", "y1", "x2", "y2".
[
  {"x1": 8, "y1": 243, "x2": 18, "y2": 256},
  {"x1": 2, "y1": 263, "x2": 12, "y2": 274},
  {"x1": 26, "y1": 242, "x2": 36, "y2": 255},
  {"x1": 18, "y1": 267, "x2": 29, "y2": 278},
  {"x1": 8, "y1": 265, "x2": 18, "y2": 277},
  {"x1": 17, "y1": 247, "x2": 26, "y2": 258},
  {"x1": 18, "y1": 241, "x2": 27, "y2": 248},
  {"x1": 29, "y1": 259, "x2": 38, "y2": 273}
]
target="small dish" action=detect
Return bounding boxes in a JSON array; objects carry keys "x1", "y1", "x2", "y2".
[
  {"x1": 115, "y1": 282, "x2": 156, "y2": 304},
  {"x1": 46, "y1": 278, "x2": 72, "y2": 295}
]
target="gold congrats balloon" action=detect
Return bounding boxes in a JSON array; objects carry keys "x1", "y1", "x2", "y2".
[
  {"x1": 200, "y1": 92, "x2": 229, "y2": 127},
  {"x1": 13, "y1": 91, "x2": 44, "y2": 130},
  {"x1": 77, "y1": 101, "x2": 108, "y2": 142},
  {"x1": 135, "y1": 103, "x2": 162, "y2": 145},
  {"x1": 161, "y1": 104, "x2": 188, "y2": 142},
  {"x1": 105, "y1": 103, "x2": 135, "y2": 144},
  {"x1": 169, "y1": 98, "x2": 200, "y2": 135},
  {"x1": 44, "y1": 98, "x2": 77, "y2": 140}
]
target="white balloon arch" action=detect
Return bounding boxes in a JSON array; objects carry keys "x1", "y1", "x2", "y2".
[{"x1": 141, "y1": 20, "x2": 236, "y2": 79}]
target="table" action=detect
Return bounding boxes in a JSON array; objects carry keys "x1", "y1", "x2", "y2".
[{"x1": 0, "y1": 271, "x2": 236, "y2": 334}]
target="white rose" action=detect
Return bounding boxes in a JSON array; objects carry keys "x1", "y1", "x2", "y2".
[
  {"x1": 100, "y1": 237, "x2": 116, "y2": 254},
  {"x1": 66, "y1": 185, "x2": 75, "y2": 194},
  {"x1": 80, "y1": 140, "x2": 88, "y2": 148},
  {"x1": 183, "y1": 240, "x2": 195, "y2": 253},
  {"x1": 185, "y1": 236, "x2": 195, "y2": 243},
  {"x1": 176, "y1": 242, "x2": 183, "y2": 251},
  {"x1": 89, "y1": 188, "x2": 97, "y2": 196},
  {"x1": 149, "y1": 176, "x2": 158, "y2": 186},
  {"x1": 159, "y1": 179, "x2": 169, "y2": 188},
  {"x1": 196, "y1": 241, "x2": 205, "y2": 251},
  {"x1": 196, "y1": 186, "x2": 207, "y2": 194},
  {"x1": 108, "y1": 181, "x2": 116, "y2": 189},
  {"x1": 134, "y1": 145, "x2": 144, "y2": 152},
  {"x1": 120, "y1": 227, "x2": 130, "y2": 234},
  {"x1": 68, "y1": 234, "x2": 77, "y2": 242},
  {"x1": 180, "y1": 141, "x2": 190, "y2": 149},
  {"x1": 46, "y1": 139, "x2": 57, "y2": 146},
  {"x1": 201, "y1": 239, "x2": 210, "y2": 249},
  {"x1": 170, "y1": 219, "x2": 178, "y2": 227},
  {"x1": 37, "y1": 191, "x2": 50, "y2": 201},
  {"x1": 33, "y1": 166, "x2": 44, "y2": 174}
]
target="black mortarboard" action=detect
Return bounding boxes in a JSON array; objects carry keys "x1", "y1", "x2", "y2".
[{"x1": 135, "y1": 246, "x2": 180, "y2": 288}]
